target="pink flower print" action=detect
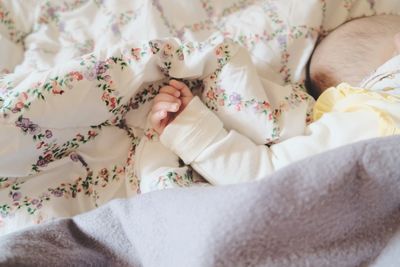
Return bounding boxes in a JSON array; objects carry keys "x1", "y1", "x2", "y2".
[
  {"x1": 76, "y1": 134, "x2": 84, "y2": 141},
  {"x1": 36, "y1": 141, "x2": 45, "y2": 149},
  {"x1": 111, "y1": 117, "x2": 119, "y2": 124},
  {"x1": 20, "y1": 92, "x2": 28, "y2": 100},
  {"x1": 0, "y1": 12, "x2": 4, "y2": 20},
  {"x1": 102, "y1": 92, "x2": 110, "y2": 101},
  {"x1": 99, "y1": 168, "x2": 109, "y2": 179},
  {"x1": 88, "y1": 130, "x2": 97, "y2": 137},
  {"x1": 131, "y1": 48, "x2": 141, "y2": 61},
  {"x1": 161, "y1": 43, "x2": 173, "y2": 59},
  {"x1": 115, "y1": 166, "x2": 125, "y2": 174},
  {"x1": 216, "y1": 88, "x2": 225, "y2": 94},
  {"x1": 87, "y1": 187, "x2": 93, "y2": 194},
  {"x1": 51, "y1": 81, "x2": 64, "y2": 95},
  {"x1": 31, "y1": 199, "x2": 39, "y2": 205},
  {"x1": 102, "y1": 91, "x2": 117, "y2": 109},
  {"x1": 103, "y1": 75, "x2": 111, "y2": 82},
  {"x1": 263, "y1": 101, "x2": 270, "y2": 109},
  {"x1": 11, "y1": 92, "x2": 29, "y2": 111},
  {"x1": 105, "y1": 58, "x2": 114, "y2": 65},
  {"x1": 12, "y1": 191, "x2": 22, "y2": 201},
  {"x1": 218, "y1": 99, "x2": 225, "y2": 106},
  {"x1": 252, "y1": 103, "x2": 260, "y2": 112},
  {"x1": 109, "y1": 97, "x2": 117, "y2": 109},
  {"x1": 70, "y1": 71, "x2": 83, "y2": 81},
  {"x1": 14, "y1": 101, "x2": 24, "y2": 111},
  {"x1": 44, "y1": 153, "x2": 52, "y2": 161}
]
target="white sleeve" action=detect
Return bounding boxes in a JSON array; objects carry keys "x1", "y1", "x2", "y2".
[
  {"x1": 160, "y1": 96, "x2": 275, "y2": 184},
  {"x1": 135, "y1": 116, "x2": 210, "y2": 193},
  {"x1": 160, "y1": 97, "x2": 384, "y2": 185}
]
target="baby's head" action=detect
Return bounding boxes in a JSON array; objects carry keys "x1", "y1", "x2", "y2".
[{"x1": 309, "y1": 15, "x2": 400, "y2": 97}]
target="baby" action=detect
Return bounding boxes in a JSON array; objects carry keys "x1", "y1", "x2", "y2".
[
  {"x1": 309, "y1": 15, "x2": 400, "y2": 97},
  {"x1": 137, "y1": 15, "x2": 400, "y2": 191}
]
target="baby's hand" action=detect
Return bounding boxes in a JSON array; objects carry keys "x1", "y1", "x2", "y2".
[{"x1": 150, "y1": 79, "x2": 194, "y2": 135}]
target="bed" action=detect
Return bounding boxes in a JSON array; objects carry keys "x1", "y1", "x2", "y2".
[{"x1": 1, "y1": 0, "x2": 400, "y2": 266}]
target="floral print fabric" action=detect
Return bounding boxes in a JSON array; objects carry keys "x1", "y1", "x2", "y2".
[{"x1": 0, "y1": 0, "x2": 399, "y2": 235}]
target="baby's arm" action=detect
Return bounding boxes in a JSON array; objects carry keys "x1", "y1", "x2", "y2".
[
  {"x1": 146, "y1": 79, "x2": 276, "y2": 184},
  {"x1": 154, "y1": 82, "x2": 388, "y2": 185},
  {"x1": 136, "y1": 80, "x2": 208, "y2": 193}
]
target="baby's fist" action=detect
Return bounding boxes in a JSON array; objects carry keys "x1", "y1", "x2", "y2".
[{"x1": 150, "y1": 79, "x2": 193, "y2": 135}]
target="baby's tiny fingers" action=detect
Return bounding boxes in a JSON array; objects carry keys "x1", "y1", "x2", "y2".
[
  {"x1": 154, "y1": 93, "x2": 181, "y2": 105},
  {"x1": 169, "y1": 79, "x2": 186, "y2": 89},
  {"x1": 152, "y1": 101, "x2": 180, "y2": 113},
  {"x1": 169, "y1": 79, "x2": 193, "y2": 97},
  {"x1": 160, "y1": 85, "x2": 180, "y2": 97}
]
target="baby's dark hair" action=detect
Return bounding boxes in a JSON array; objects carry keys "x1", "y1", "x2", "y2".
[{"x1": 308, "y1": 15, "x2": 400, "y2": 97}]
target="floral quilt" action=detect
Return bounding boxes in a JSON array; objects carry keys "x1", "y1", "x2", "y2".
[{"x1": 0, "y1": 0, "x2": 399, "y2": 235}]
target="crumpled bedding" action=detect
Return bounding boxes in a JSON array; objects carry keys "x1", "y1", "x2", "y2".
[
  {"x1": 1, "y1": 135, "x2": 400, "y2": 267},
  {"x1": 0, "y1": 0, "x2": 399, "y2": 235}
]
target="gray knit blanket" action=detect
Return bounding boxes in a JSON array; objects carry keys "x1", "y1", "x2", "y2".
[{"x1": 1, "y1": 136, "x2": 400, "y2": 267}]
